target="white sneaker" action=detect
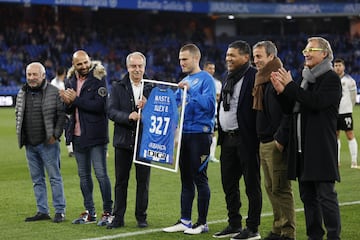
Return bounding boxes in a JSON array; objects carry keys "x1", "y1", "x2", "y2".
[
  {"x1": 210, "y1": 157, "x2": 220, "y2": 163},
  {"x1": 97, "y1": 212, "x2": 113, "y2": 226},
  {"x1": 351, "y1": 162, "x2": 358, "y2": 169},
  {"x1": 184, "y1": 223, "x2": 209, "y2": 235},
  {"x1": 163, "y1": 220, "x2": 191, "y2": 232}
]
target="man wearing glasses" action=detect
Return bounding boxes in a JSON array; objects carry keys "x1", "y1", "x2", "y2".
[{"x1": 271, "y1": 37, "x2": 342, "y2": 240}]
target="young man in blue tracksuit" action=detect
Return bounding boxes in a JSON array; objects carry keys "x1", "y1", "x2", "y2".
[{"x1": 163, "y1": 43, "x2": 216, "y2": 235}]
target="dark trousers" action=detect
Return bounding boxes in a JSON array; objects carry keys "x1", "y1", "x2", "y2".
[
  {"x1": 179, "y1": 133, "x2": 211, "y2": 224},
  {"x1": 220, "y1": 134, "x2": 262, "y2": 231},
  {"x1": 299, "y1": 181, "x2": 341, "y2": 240},
  {"x1": 113, "y1": 148, "x2": 150, "y2": 222}
]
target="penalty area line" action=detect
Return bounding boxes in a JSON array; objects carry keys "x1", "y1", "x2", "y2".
[{"x1": 81, "y1": 200, "x2": 360, "y2": 240}]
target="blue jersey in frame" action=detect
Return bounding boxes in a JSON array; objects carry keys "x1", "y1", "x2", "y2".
[{"x1": 139, "y1": 87, "x2": 178, "y2": 164}]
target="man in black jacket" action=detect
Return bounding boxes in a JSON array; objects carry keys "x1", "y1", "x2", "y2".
[
  {"x1": 214, "y1": 40, "x2": 262, "y2": 240},
  {"x1": 271, "y1": 37, "x2": 341, "y2": 240},
  {"x1": 252, "y1": 41, "x2": 295, "y2": 240},
  {"x1": 107, "y1": 51, "x2": 152, "y2": 229},
  {"x1": 60, "y1": 50, "x2": 113, "y2": 226}
]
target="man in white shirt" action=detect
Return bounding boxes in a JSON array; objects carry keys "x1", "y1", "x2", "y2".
[
  {"x1": 107, "y1": 52, "x2": 152, "y2": 229},
  {"x1": 51, "y1": 66, "x2": 74, "y2": 157},
  {"x1": 51, "y1": 66, "x2": 66, "y2": 90},
  {"x1": 203, "y1": 61, "x2": 222, "y2": 163},
  {"x1": 334, "y1": 58, "x2": 358, "y2": 168}
]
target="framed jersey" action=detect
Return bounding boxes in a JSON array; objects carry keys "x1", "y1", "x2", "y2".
[{"x1": 133, "y1": 79, "x2": 187, "y2": 173}]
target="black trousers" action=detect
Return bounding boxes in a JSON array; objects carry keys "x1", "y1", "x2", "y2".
[
  {"x1": 299, "y1": 181, "x2": 341, "y2": 240},
  {"x1": 113, "y1": 148, "x2": 150, "y2": 222},
  {"x1": 220, "y1": 134, "x2": 262, "y2": 231},
  {"x1": 179, "y1": 133, "x2": 211, "y2": 224}
]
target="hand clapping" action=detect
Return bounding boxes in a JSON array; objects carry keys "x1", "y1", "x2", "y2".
[
  {"x1": 59, "y1": 89, "x2": 77, "y2": 105},
  {"x1": 270, "y1": 67, "x2": 293, "y2": 94}
]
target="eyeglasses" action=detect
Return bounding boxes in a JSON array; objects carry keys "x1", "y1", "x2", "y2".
[{"x1": 302, "y1": 48, "x2": 324, "y2": 55}]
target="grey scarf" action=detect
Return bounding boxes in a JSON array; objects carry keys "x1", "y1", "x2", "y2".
[
  {"x1": 294, "y1": 58, "x2": 333, "y2": 153},
  {"x1": 293, "y1": 58, "x2": 333, "y2": 113}
]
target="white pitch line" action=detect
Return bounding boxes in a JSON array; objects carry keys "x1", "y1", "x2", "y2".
[{"x1": 81, "y1": 200, "x2": 360, "y2": 240}]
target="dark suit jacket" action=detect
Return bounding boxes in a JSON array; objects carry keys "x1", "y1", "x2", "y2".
[
  {"x1": 218, "y1": 66, "x2": 259, "y2": 153},
  {"x1": 107, "y1": 73, "x2": 153, "y2": 150},
  {"x1": 278, "y1": 70, "x2": 341, "y2": 181}
]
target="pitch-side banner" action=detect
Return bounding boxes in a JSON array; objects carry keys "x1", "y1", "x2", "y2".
[
  {"x1": 2, "y1": 0, "x2": 359, "y2": 16},
  {"x1": 133, "y1": 79, "x2": 186, "y2": 173}
]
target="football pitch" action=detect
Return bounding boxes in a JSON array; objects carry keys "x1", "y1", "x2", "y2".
[{"x1": 0, "y1": 106, "x2": 359, "y2": 240}]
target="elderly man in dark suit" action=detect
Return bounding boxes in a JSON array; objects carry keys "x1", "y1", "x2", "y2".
[{"x1": 271, "y1": 36, "x2": 342, "y2": 240}]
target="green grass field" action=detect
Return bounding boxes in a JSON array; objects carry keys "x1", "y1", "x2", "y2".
[{"x1": 0, "y1": 106, "x2": 359, "y2": 240}]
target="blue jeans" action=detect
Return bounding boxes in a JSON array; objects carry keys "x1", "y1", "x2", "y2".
[
  {"x1": 25, "y1": 141, "x2": 66, "y2": 214},
  {"x1": 73, "y1": 137, "x2": 112, "y2": 214}
]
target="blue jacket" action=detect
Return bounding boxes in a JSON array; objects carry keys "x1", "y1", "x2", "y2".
[
  {"x1": 65, "y1": 62, "x2": 109, "y2": 147},
  {"x1": 176, "y1": 70, "x2": 216, "y2": 134}
]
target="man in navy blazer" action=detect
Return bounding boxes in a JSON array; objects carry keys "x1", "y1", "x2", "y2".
[{"x1": 214, "y1": 40, "x2": 262, "y2": 240}]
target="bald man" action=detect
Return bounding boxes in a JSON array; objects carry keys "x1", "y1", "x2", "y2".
[
  {"x1": 16, "y1": 62, "x2": 66, "y2": 223},
  {"x1": 60, "y1": 50, "x2": 113, "y2": 226}
]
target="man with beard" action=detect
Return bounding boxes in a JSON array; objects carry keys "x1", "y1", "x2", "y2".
[
  {"x1": 252, "y1": 41, "x2": 295, "y2": 240},
  {"x1": 60, "y1": 50, "x2": 113, "y2": 226}
]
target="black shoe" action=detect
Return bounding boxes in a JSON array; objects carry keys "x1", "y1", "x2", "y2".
[
  {"x1": 53, "y1": 213, "x2": 65, "y2": 223},
  {"x1": 68, "y1": 152, "x2": 74, "y2": 157},
  {"x1": 264, "y1": 232, "x2": 281, "y2": 240},
  {"x1": 213, "y1": 225, "x2": 242, "y2": 238},
  {"x1": 137, "y1": 220, "x2": 148, "y2": 228},
  {"x1": 106, "y1": 216, "x2": 124, "y2": 229},
  {"x1": 231, "y1": 228, "x2": 261, "y2": 240},
  {"x1": 280, "y1": 237, "x2": 295, "y2": 240},
  {"x1": 25, "y1": 212, "x2": 51, "y2": 222}
]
